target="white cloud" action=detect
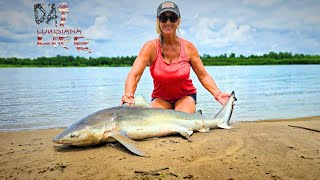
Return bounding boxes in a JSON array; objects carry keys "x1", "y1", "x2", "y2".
[
  {"x1": 0, "y1": 0, "x2": 320, "y2": 58},
  {"x1": 84, "y1": 16, "x2": 112, "y2": 40},
  {"x1": 190, "y1": 18, "x2": 252, "y2": 47},
  {"x1": 242, "y1": 0, "x2": 282, "y2": 7},
  {"x1": 125, "y1": 15, "x2": 154, "y2": 27},
  {"x1": 305, "y1": 15, "x2": 320, "y2": 26},
  {"x1": 0, "y1": 10, "x2": 34, "y2": 32},
  {"x1": 240, "y1": 1, "x2": 320, "y2": 32}
]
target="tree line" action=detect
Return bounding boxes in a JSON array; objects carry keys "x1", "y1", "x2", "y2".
[
  {"x1": 201, "y1": 52, "x2": 320, "y2": 65},
  {"x1": 0, "y1": 56, "x2": 136, "y2": 67},
  {"x1": 0, "y1": 52, "x2": 319, "y2": 67}
]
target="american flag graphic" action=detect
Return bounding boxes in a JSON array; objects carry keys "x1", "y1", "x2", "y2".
[
  {"x1": 74, "y1": 36, "x2": 92, "y2": 53},
  {"x1": 58, "y1": 2, "x2": 69, "y2": 27},
  {"x1": 52, "y1": 36, "x2": 58, "y2": 47},
  {"x1": 37, "y1": 36, "x2": 50, "y2": 46},
  {"x1": 58, "y1": 36, "x2": 70, "y2": 49}
]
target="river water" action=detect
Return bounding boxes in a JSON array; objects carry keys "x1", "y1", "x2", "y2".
[{"x1": 0, "y1": 65, "x2": 319, "y2": 131}]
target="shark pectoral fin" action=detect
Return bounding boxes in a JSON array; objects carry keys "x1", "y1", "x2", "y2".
[
  {"x1": 110, "y1": 131, "x2": 149, "y2": 157},
  {"x1": 198, "y1": 128, "x2": 210, "y2": 132},
  {"x1": 177, "y1": 128, "x2": 193, "y2": 142},
  {"x1": 218, "y1": 124, "x2": 233, "y2": 129}
]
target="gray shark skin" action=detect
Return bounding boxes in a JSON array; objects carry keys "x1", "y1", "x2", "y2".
[{"x1": 53, "y1": 91, "x2": 237, "y2": 156}]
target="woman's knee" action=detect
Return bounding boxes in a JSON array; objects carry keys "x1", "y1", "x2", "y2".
[
  {"x1": 174, "y1": 96, "x2": 196, "y2": 113},
  {"x1": 151, "y1": 98, "x2": 174, "y2": 109}
]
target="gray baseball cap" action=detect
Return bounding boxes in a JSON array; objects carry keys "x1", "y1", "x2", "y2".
[{"x1": 157, "y1": 1, "x2": 180, "y2": 18}]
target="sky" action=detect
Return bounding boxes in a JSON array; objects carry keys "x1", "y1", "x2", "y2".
[{"x1": 0, "y1": 0, "x2": 319, "y2": 58}]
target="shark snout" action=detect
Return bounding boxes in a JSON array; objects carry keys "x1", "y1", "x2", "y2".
[
  {"x1": 52, "y1": 134, "x2": 63, "y2": 143},
  {"x1": 52, "y1": 132, "x2": 70, "y2": 144}
]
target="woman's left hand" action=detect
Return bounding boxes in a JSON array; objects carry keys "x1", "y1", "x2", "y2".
[{"x1": 215, "y1": 92, "x2": 231, "y2": 106}]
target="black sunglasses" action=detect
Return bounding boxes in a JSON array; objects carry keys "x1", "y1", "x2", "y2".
[{"x1": 158, "y1": 14, "x2": 179, "y2": 23}]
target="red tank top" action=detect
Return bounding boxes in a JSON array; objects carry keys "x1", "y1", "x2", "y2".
[{"x1": 149, "y1": 38, "x2": 197, "y2": 102}]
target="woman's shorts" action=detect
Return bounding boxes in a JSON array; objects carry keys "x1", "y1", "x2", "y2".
[{"x1": 151, "y1": 93, "x2": 197, "y2": 104}]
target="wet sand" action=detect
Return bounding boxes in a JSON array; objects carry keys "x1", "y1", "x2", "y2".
[{"x1": 0, "y1": 116, "x2": 319, "y2": 179}]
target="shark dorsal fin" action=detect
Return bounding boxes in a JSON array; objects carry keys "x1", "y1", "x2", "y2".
[
  {"x1": 194, "y1": 110, "x2": 203, "y2": 116},
  {"x1": 134, "y1": 95, "x2": 151, "y2": 108}
]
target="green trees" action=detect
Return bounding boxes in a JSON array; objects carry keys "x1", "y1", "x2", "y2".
[
  {"x1": 201, "y1": 52, "x2": 320, "y2": 66},
  {"x1": 0, "y1": 52, "x2": 319, "y2": 67},
  {"x1": 0, "y1": 55, "x2": 137, "y2": 67}
]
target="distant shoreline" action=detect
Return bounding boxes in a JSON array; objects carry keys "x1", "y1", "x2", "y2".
[
  {"x1": 0, "y1": 64, "x2": 132, "y2": 68},
  {"x1": 1, "y1": 63, "x2": 319, "y2": 68},
  {"x1": 1, "y1": 52, "x2": 319, "y2": 67}
]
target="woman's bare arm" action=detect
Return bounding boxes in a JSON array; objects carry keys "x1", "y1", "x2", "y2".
[
  {"x1": 186, "y1": 41, "x2": 230, "y2": 105},
  {"x1": 121, "y1": 40, "x2": 156, "y2": 104}
]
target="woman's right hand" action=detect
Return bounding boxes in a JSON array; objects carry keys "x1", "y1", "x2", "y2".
[{"x1": 121, "y1": 93, "x2": 135, "y2": 105}]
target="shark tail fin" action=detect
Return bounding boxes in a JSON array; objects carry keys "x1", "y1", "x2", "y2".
[{"x1": 214, "y1": 91, "x2": 237, "y2": 129}]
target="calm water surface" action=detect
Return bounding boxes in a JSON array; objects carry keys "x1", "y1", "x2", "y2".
[{"x1": 0, "y1": 65, "x2": 319, "y2": 131}]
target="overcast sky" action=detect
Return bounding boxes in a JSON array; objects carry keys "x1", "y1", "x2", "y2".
[{"x1": 0, "y1": 0, "x2": 319, "y2": 58}]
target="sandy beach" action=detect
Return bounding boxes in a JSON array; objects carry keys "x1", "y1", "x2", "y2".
[{"x1": 0, "y1": 116, "x2": 319, "y2": 179}]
